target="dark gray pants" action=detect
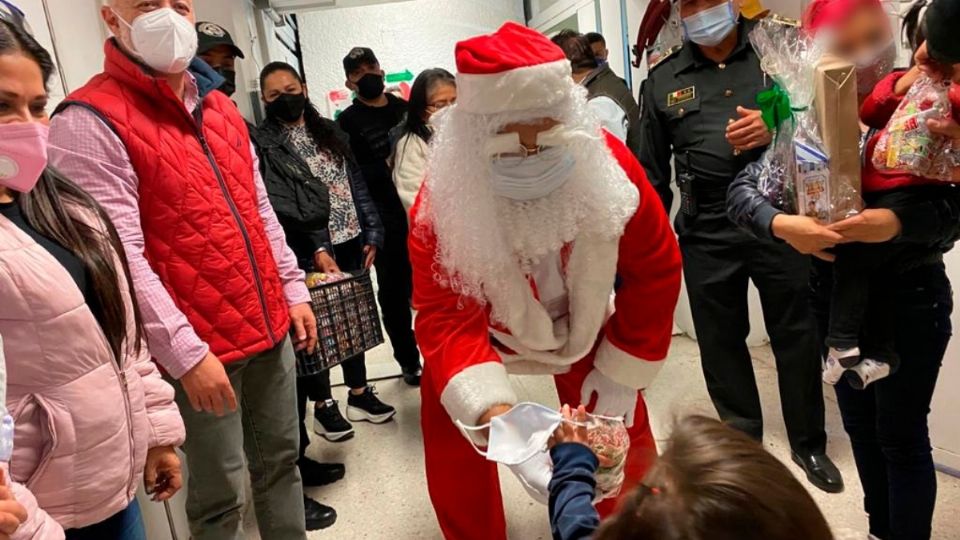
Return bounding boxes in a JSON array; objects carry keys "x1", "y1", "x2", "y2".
[{"x1": 169, "y1": 339, "x2": 306, "y2": 540}]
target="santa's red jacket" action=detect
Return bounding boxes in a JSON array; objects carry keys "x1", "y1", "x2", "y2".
[{"x1": 409, "y1": 133, "x2": 682, "y2": 426}]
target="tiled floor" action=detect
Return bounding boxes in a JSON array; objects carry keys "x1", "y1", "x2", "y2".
[{"x1": 275, "y1": 334, "x2": 960, "y2": 539}]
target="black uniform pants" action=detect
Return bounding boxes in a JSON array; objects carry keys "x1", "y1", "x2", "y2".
[
  {"x1": 297, "y1": 237, "x2": 368, "y2": 461},
  {"x1": 677, "y1": 207, "x2": 826, "y2": 454},
  {"x1": 372, "y1": 205, "x2": 421, "y2": 372}
]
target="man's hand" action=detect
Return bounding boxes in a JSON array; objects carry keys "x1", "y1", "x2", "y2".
[
  {"x1": 476, "y1": 403, "x2": 514, "y2": 441},
  {"x1": 725, "y1": 107, "x2": 773, "y2": 152},
  {"x1": 314, "y1": 251, "x2": 340, "y2": 274},
  {"x1": 580, "y1": 368, "x2": 637, "y2": 427},
  {"x1": 828, "y1": 209, "x2": 902, "y2": 244},
  {"x1": 771, "y1": 214, "x2": 843, "y2": 261},
  {"x1": 180, "y1": 352, "x2": 237, "y2": 416},
  {"x1": 0, "y1": 470, "x2": 25, "y2": 539},
  {"x1": 289, "y1": 303, "x2": 318, "y2": 353},
  {"x1": 363, "y1": 245, "x2": 377, "y2": 269},
  {"x1": 144, "y1": 446, "x2": 183, "y2": 502}
]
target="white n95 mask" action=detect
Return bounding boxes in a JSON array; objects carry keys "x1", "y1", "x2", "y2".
[
  {"x1": 456, "y1": 402, "x2": 569, "y2": 465},
  {"x1": 113, "y1": 8, "x2": 198, "y2": 74}
]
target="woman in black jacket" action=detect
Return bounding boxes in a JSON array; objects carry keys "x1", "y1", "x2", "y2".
[{"x1": 256, "y1": 62, "x2": 395, "y2": 450}]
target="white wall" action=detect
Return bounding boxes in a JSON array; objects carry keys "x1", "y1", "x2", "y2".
[{"x1": 298, "y1": 0, "x2": 525, "y2": 116}]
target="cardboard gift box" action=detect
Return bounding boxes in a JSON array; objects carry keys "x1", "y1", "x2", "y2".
[{"x1": 807, "y1": 53, "x2": 863, "y2": 222}]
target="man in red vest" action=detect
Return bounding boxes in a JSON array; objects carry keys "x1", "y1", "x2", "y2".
[
  {"x1": 48, "y1": 1, "x2": 326, "y2": 537},
  {"x1": 411, "y1": 23, "x2": 682, "y2": 540}
]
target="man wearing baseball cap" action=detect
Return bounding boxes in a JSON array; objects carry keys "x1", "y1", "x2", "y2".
[{"x1": 196, "y1": 21, "x2": 244, "y2": 97}]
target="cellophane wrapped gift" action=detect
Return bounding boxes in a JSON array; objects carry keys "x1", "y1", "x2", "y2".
[
  {"x1": 586, "y1": 414, "x2": 630, "y2": 501},
  {"x1": 749, "y1": 18, "x2": 862, "y2": 221},
  {"x1": 873, "y1": 75, "x2": 957, "y2": 181}
]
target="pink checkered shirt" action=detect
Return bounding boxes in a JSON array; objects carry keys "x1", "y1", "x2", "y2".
[{"x1": 49, "y1": 74, "x2": 309, "y2": 379}]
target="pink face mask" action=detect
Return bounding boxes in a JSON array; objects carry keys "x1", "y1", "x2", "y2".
[{"x1": 0, "y1": 122, "x2": 48, "y2": 193}]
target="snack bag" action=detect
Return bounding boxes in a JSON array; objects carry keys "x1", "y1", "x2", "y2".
[
  {"x1": 586, "y1": 414, "x2": 631, "y2": 501},
  {"x1": 873, "y1": 76, "x2": 955, "y2": 181}
]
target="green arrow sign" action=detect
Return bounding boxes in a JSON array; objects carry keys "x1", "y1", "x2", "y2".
[{"x1": 386, "y1": 69, "x2": 414, "y2": 83}]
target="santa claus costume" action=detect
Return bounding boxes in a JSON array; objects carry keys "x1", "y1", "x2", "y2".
[{"x1": 410, "y1": 22, "x2": 682, "y2": 540}]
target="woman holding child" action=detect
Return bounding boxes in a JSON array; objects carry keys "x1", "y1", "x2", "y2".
[{"x1": 727, "y1": 0, "x2": 960, "y2": 538}]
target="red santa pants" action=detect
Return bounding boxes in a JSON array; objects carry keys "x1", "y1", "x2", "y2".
[{"x1": 420, "y1": 354, "x2": 657, "y2": 540}]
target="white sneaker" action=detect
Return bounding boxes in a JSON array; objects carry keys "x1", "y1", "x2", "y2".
[
  {"x1": 844, "y1": 359, "x2": 892, "y2": 390},
  {"x1": 823, "y1": 355, "x2": 847, "y2": 385}
]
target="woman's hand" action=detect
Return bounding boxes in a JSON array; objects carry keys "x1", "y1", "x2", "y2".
[
  {"x1": 363, "y1": 245, "x2": 378, "y2": 269},
  {"x1": 314, "y1": 251, "x2": 340, "y2": 274},
  {"x1": 144, "y1": 446, "x2": 183, "y2": 502},
  {"x1": 0, "y1": 469, "x2": 26, "y2": 539},
  {"x1": 828, "y1": 209, "x2": 902, "y2": 244},
  {"x1": 771, "y1": 214, "x2": 843, "y2": 260}
]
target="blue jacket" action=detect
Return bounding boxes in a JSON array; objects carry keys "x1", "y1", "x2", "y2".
[{"x1": 549, "y1": 443, "x2": 601, "y2": 540}]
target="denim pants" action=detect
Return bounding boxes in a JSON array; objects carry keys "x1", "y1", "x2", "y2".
[
  {"x1": 169, "y1": 339, "x2": 307, "y2": 540},
  {"x1": 65, "y1": 499, "x2": 146, "y2": 540},
  {"x1": 813, "y1": 261, "x2": 953, "y2": 540}
]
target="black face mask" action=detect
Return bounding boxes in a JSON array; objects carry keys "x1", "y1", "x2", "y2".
[
  {"x1": 355, "y1": 72, "x2": 385, "y2": 100},
  {"x1": 216, "y1": 68, "x2": 237, "y2": 97},
  {"x1": 266, "y1": 92, "x2": 307, "y2": 123}
]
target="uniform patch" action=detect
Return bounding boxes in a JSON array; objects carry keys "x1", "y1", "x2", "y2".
[{"x1": 667, "y1": 86, "x2": 695, "y2": 107}]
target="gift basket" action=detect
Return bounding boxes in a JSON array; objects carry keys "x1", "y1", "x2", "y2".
[
  {"x1": 586, "y1": 414, "x2": 631, "y2": 501},
  {"x1": 295, "y1": 271, "x2": 384, "y2": 377},
  {"x1": 873, "y1": 75, "x2": 958, "y2": 181},
  {"x1": 750, "y1": 18, "x2": 862, "y2": 222}
]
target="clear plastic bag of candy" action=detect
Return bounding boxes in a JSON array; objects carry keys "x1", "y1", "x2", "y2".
[
  {"x1": 586, "y1": 414, "x2": 630, "y2": 501},
  {"x1": 873, "y1": 75, "x2": 956, "y2": 181},
  {"x1": 748, "y1": 18, "x2": 827, "y2": 214}
]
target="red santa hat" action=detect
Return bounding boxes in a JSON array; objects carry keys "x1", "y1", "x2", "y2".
[{"x1": 455, "y1": 22, "x2": 572, "y2": 115}]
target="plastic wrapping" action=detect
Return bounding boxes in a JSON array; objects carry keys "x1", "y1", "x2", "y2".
[
  {"x1": 873, "y1": 75, "x2": 957, "y2": 181},
  {"x1": 586, "y1": 414, "x2": 630, "y2": 501},
  {"x1": 749, "y1": 19, "x2": 862, "y2": 221},
  {"x1": 749, "y1": 18, "x2": 826, "y2": 214}
]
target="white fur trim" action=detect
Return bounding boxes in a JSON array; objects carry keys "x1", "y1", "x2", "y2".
[
  {"x1": 593, "y1": 337, "x2": 665, "y2": 390},
  {"x1": 440, "y1": 361, "x2": 518, "y2": 446},
  {"x1": 457, "y1": 60, "x2": 573, "y2": 115}
]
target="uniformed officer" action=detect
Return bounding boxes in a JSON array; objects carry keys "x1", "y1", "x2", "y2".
[{"x1": 637, "y1": 0, "x2": 844, "y2": 493}]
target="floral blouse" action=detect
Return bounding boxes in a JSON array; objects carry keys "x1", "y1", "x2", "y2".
[{"x1": 284, "y1": 123, "x2": 362, "y2": 245}]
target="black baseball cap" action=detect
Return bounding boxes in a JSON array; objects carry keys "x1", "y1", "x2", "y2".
[
  {"x1": 196, "y1": 21, "x2": 245, "y2": 59},
  {"x1": 343, "y1": 47, "x2": 379, "y2": 74},
  {"x1": 925, "y1": 0, "x2": 960, "y2": 64}
]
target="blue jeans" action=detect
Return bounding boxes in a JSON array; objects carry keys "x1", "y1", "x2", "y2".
[
  {"x1": 65, "y1": 499, "x2": 146, "y2": 540},
  {"x1": 812, "y1": 261, "x2": 953, "y2": 540}
]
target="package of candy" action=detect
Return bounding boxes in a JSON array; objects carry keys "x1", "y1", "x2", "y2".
[
  {"x1": 586, "y1": 414, "x2": 631, "y2": 501},
  {"x1": 873, "y1": 75, "x2": 955, "y2": 181}
]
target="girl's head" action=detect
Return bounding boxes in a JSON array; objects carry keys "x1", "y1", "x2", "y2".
[
  {"x1": 0, "y1": 9, "x2": 143, "y2": 362},
  {"x1": 258, "y1": 61, "x2": 350, "y2": 160},
  {"x1": 803, "y1": 0, "x2": 895, "y2": 97},
  {"x1": 402, "y1": 68, "x2": 456, "y2": 143},
  {"x1": 595, "y1": 416, "x2": 833, "y2": 540}
]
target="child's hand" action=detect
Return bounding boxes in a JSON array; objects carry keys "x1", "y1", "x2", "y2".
[{"x1": 550, "y1": 404, "x2": 589, "y2": 447}]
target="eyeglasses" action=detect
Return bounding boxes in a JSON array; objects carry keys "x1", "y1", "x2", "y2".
[
  {"x1": 0, "y1": 1, "x2": 34, "y2": 36},
  {"x1": 426, "y1": 99, "x2": 456, "y2": 112}
]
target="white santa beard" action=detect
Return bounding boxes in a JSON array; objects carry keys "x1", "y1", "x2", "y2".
[{"x1": 418, "y1": 81, "x2": 639, "y2": 324}]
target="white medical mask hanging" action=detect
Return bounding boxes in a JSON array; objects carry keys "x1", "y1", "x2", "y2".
[
  {"x1": 682, "y1": 1, "x2": 738, "y2": 47},
  {"x1": 112, "y1": 8, "x2": 198, "y2": 74},
  {"x1": 456, "y1": 402, "x2": 569, "y2": 465}
]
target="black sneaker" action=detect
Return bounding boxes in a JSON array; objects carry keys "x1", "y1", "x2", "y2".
[
  {"x1": 313, "y1": 399, "x2": 355, "y2": 442},
  {"x1": 346, "y1": 386, "x2": 396, "y2": 424},
  {"x1": 304, "y1": 497, "x2": 337, "y2": 531}
]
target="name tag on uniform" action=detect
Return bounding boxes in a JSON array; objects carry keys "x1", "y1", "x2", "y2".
[{"x1": 667, "y1": 86, "x2": 696, "y2": 107}]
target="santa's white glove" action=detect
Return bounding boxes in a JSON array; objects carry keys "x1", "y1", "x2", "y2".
[
  {"x1": 507, "y1": 451, "x2": 552, "y2": 505},
  {"x1": 580, "y1": 368, "x2": 637, "y2": 427}
]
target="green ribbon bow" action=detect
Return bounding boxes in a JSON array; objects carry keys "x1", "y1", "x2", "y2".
[{"x1": 756, "y1": 83, "x2": 794, "y2": 132}]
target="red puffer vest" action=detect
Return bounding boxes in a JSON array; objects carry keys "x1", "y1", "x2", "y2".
[{"x1": 59, "y1": 41, "x2": 290, "y2": 364}]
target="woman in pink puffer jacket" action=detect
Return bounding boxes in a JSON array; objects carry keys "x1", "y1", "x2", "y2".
[{"x1": 0, "y1": 8, "x2": 185, "y2": 540}]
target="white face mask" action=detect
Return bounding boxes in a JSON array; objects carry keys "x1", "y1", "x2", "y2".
[
  {"x1": 456, "y1": 402, "x2": 569, "y2": 465},
  {"x1": 488, "y1": 146, "x2": 576, "y2": 201},
  {"x1": 112, "y1": 8, "x2": 198, "y2": 74}
]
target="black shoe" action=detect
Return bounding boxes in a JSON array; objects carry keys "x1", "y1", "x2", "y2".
[
  {"x1": 299, "y1": 457, "x2": 345, "y2": 487},
  {"x1": 313, "y1": 399, "x2": 355, "y2": 442},
  {"x1": 346, "y1": 385, "x2": 396, "y2": 424},
  {"x1": 304, "y1": 497, "x2": 337, "y2": 531},
  {"x1": 792, "y1": 451, "x2": 844, "y2": 494},
  {"x1": 401, "y1": 365, "x2": 422, "y2": 386}
]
